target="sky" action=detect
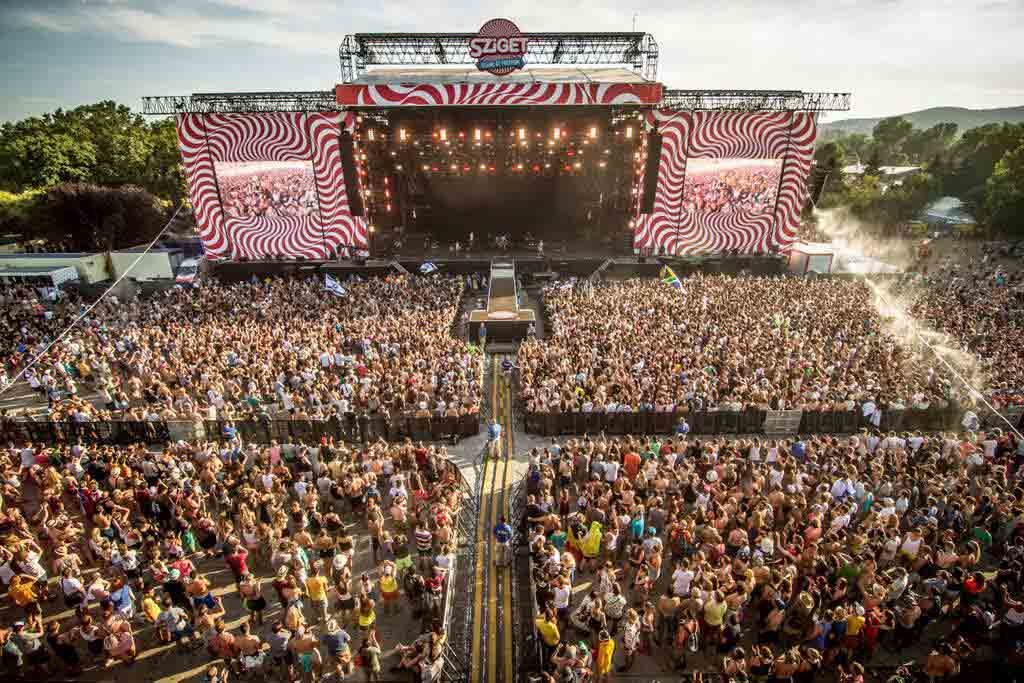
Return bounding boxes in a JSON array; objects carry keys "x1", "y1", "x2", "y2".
[{"x1": 2, "y1": 0, "x2": 1022, "y2": 123}]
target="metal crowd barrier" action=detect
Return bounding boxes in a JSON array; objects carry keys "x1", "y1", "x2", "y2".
[
  {"x1": 0, "y1": 413, "x2": 481, "y2": 447},
  {"x1": 520, "y1": 405, "x2": 966, "y2": 437}
]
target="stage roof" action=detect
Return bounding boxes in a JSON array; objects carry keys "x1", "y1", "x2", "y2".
[{"x1": 349, "y1": 66, "x2": 655, "y2": 86}]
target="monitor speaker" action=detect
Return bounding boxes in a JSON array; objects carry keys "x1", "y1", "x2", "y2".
[
  {"x1": 339, "y1": 130, "x2": 365, "y2": 217},
  {"x1": 640, "y1": 131, "x2": 662, "y2": 214}
]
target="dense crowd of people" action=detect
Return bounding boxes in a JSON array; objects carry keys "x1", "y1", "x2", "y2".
[
  {"x1": 0, "y1": 435, "x2": 464, "y2": 680},
  {"x1": 518, "y1": 276, "x2": 979, "y2": 415},
  {"x1": 220, "y1": 165, "x2": 320, "y2": 221},
  {"x1": 903, "y1": 256, "x2": 1024, "y2": 408},
  {"x1": 683, "y1": 162, "x2": 781, "y2": 216},
  {"x1": 1, "y1": 275, "x2": 482, "y2": 424},
  {"x1": 526, "y1": 429, "x2": 1024, "y2": 681}
]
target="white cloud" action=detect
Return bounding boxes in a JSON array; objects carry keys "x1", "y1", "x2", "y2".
[{"x1": 2, "y1": 1, "x2": 1022, "y2": 118}]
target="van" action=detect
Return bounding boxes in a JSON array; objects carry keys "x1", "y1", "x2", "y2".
[{"x1": 175, "y1": 258, "x2": 201, "y2": 286}]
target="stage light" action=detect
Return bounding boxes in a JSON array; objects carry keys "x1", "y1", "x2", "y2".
[
  {"x1": 552, "y1": 127, "x2": 560, "y2": 139},
  {"x1": 547, "y1": 140, "x2": 554, "y2": 147},
  {"x1": 599, "y1": 161, "x2": 607, "y2": 168},
  {"x1": 438, "y1": 128, "x2": 446, "y2": 140},
  {"x1": 399, "y1": 128, "x2": 407, "y2": 142},
  {"x1": 589, "y1": 126, "x2": 598, "y2": 139},
  {"x1": 533, "y1": 164, "x2": 540, "y2": 172},
  {"x1": 544, "y1": 163, "x2": 551, "y2": 169},
  {"x1": 515, "y1": 163, "x2": 523, "y2": 170},
  {"x1": 368, "y1": 129, "x2": 375, "y2": 141},
  {"x1": 450, "y1": 163, "x2": 457, "y2": 170},
  {"x1": 369, "y1": 225, "x2": 376, "y2": 233},
  {"x1": 386, "y1": 203, "x2": 391, "y2": 212},
  {"x1": 422, "y1": 164, "x2": 430, "y2": 171},
  {"x1": 479, "y1": 163, "x2": 487, "y2": 170},
  {"x1": 474, "y1": 128, "x2": 482, "y2": 141},
  {"x1": 395, "y1": 164, "x2": 403, "y2": 170},
  {"x1": 458, "y1": 131, "x2": 465, "y2": 138},
  {"x1": 390, "y1": 151, "x2": 397, "y2": 157},
  {"x1": 574, "y1": 162, "x2": 582, "y2": 169},
  {"x1": 518, "y1": 127, "x2": 526, "y2": 140},
  {"x1": 626, "y1": 126, "x2": 634, "y2": 139},
  {"x1": 520, "y1": 141, "x2": 528, "y2": 147}
]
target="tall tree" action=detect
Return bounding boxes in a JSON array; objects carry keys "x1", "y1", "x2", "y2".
[
  {"x1": 985, "y1": 143, "x2": 1024, "y2": 237},
  {"x1": 872, "y1": 116, "x2": 914, "y2": 163},
  {"x1": 28, "y1": 183, "x2": 168, "y2": 252}
]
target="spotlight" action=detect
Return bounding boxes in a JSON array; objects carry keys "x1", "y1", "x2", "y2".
[
  {"x1": 552, "y1": 127, "x2": 560, "y2": 139},
  {"x1": 517, "y1": 127, "x2": 526, "y2": 140},
  {"x1": 479, "y1": 163, "x2": 486, "y2": 170},
  {"x1": 439, "y1": 128, "x2": 447, "y2": 141},
  {"x1": 368, "y1": 129, "x2": 375, "y2": 141},
  {"x1": 474, "y1": 128, "x2": 482, "y2": 141},
  {"x1": 626, "y1": 126, "x2": 633, "y2": 139},
  {"x1": 589, "y1": 126, "x2": 598, "y2": 139},
  {"x1": 399, "y1": 128, "x2": 407, "y2": 142}
]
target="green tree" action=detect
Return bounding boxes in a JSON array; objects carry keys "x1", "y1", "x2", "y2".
[
  {"x1": 864, "y1": 150, "x2": 883, "y2": 177},
  {"x1": 903, "y1": 123, "x2": 958, "y2": 163},
  {"x1": 986, "y1": 142, "x2": 1024, "y2": 237},
  {"x1": 0, "y1": 101, "x2": 184, "y2": 201},
  {"x1": 872, "y1": 116, "x2": 914, "y2": 163},
  {"x1": 28, "y1": 183, "x2": 168, "y2": 252}
]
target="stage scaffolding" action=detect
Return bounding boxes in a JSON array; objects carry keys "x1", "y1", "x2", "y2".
[
  {"x1": 338, "y1": 32, "x2": 660, "y2": 82},
  {"x1": 142, "y1": 89, "x2": 851, "y2": 115}
]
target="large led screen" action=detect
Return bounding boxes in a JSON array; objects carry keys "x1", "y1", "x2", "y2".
[
  {"x1": 682, "y1": 158, "x2": 782, "y2": 216},
  {"x1": 215, "y1": 160, "x2": 320, "y2": 220}
]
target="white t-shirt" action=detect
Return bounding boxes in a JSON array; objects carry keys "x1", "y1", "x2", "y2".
[{"x1": 672, "y1": 568, "x2": 694, "y2": 597}]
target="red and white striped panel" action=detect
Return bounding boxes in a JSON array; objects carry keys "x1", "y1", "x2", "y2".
[
  {"x1": 177, "y1": 113, "x2": 367, "y2": 259},
  {"x1": 335, "y1": 82, "x2": 662, "y2": 107},
  {"x1": 770, "y1": 112, "x2": 816, "y2": 251},
  {"x1": 634, "y1": 111, "x2": 816, "y2": 255},
  {"x1": 177, "y1": 114, "x2": 228, "y2": 258}
]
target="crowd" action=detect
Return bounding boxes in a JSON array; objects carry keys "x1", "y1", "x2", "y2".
[
  {"x1": 518, "y1": 276, "x2": 977, "y2": 416},
  {"x1": 903, "y1": 256, "x2": 1024, "y2": 408},
  {"x1": 526, "y1": 429, "x2": 1024, "y2": 681},
  {"x1": 220, "y1": 167, "x2": 320, "y2": 221},
  {"x1": 2, "y1": 275, "x2": 482, "y2": 424},
  {"x1": 0, "y1": 435, "x2": 464, "y2": 681},
  {"x1": 683, "y1": 164, "x2": 781, "y2": 216}
]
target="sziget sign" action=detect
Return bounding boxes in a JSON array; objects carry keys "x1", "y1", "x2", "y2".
[{"x1": 470, "y1": 18, "x2": 528, "y2": 76}]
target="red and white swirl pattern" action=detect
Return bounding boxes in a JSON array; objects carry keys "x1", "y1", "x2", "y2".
[
  {"x1": 335, "y1": 82, "x2": 662, "y2": 107},
  {"x1": 177, "y1": 112, "x2": 367, "y2": 259},
  {"x1": 634, "y1": 111, "x2": 817, "y2": 255}
]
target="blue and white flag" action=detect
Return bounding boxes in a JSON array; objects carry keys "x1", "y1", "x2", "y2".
[
  {"x1": 419, "y1": 262, "x2": 438, "y2": 274},
  {"x1": 324, "y1": 273, "x2": 346, "y2": 297}
]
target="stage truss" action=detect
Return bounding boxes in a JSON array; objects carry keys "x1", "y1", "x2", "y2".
[
  {"x1": 661, "y1": 90, "x2": 851, "y2": 113},
  {"x1": 338, "y1": 32, "x2": 660, "y2": 82},
  {"x1": 143, "y1": 90, "x2": 851, "y2": 115}
]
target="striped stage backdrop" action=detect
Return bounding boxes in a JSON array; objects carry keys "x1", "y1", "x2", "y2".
[
  {"x1": 634, "y1": 111, "x2": 817, "y2": 255},
  {"x1": 177, "y1": 112, "x2": 368, "y2": 259}
]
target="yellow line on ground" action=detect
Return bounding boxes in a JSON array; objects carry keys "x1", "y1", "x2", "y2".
[
  {"x1": 487, "y1": 360, "x2": 503, "y2": 683},
  {"x1": 502, "y1": 368, "x2": 514, "y2": 683},
  {"x1": 470, "y1": 358, "x2": 500, "y2": 683}
]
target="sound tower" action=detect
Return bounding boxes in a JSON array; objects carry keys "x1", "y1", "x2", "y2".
[
  {"x1": 640, "y1": 130, "x2": 662, "y2": 214},
  {"x1": 338, "y1": 130, "x2": 365, "y2": 217}
]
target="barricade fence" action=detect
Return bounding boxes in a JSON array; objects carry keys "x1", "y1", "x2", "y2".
[
  {"x1": 522, "y1": 405, "x2": 973, "y2": 437},
  {"x1": 0, "y1": 413, "x2": 481, "y2": 447}
]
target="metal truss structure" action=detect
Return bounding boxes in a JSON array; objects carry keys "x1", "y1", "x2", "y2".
[
  {"x1": 142, "y1": 91, "x2": 341, "y2": 115},
  {"x1": 143, "y1": 89, "x2": 851, "y2": 116},
  {"x1": 661, "y1": 90, "x2": 851, "y2": 112},
  {"x1": 339, "y1": 32, "x2": 659, "y2": 82}
]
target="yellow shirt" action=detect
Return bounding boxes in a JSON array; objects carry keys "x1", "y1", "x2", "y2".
[
  {"x1": 142, "y1": 596, "x2": 162, "y2": 622},
  {"x1": 846, "y1": 614, "x2": 866, "y2": 636},
  {"x1": 596, "y1": 639, "x2": 615, "y2": 673},
  {"x1": 535, "y1": 617, "x2": 560, "y2": 646},
  {"x1": 306, "y1": 576, "x2": 328, "y2": 602},
  {"x1": 9, "y1": 581, "x2": 36, "y2": 607},
  {"x1": 704, "y1": 600, "x2": 727, "y2": 626}
]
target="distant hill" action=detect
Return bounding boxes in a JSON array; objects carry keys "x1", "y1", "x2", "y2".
[{"x1": 820, "y1": 106, "x2": 1024, "y2": 137}]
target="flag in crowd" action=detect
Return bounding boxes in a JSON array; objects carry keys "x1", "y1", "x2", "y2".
[
  {"x1": 324, "y1": 273, "x2": 347, "y2": 297},
  {"x1": 660, "y1": 266, "x2": 682, "y2": 289},
  {"x1": 420, "y1": 262, "x2": 439, "y2": 274}
]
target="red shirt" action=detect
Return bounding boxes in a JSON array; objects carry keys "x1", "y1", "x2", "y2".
[
  {"x1": 623, "y1": 452, "x2": 641, "y2": 479},
  {"x1": 225, "y1": 549, "x2": 248, "y2": 576}
]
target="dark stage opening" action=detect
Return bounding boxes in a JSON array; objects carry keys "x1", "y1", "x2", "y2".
[{"x1": 360, "y1": 106, "x2": 643, "y2": 252}]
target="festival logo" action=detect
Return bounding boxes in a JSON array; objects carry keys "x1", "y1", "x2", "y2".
[{"x1": 469, "y1": 18, "x2": 529, "y2": 76}]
